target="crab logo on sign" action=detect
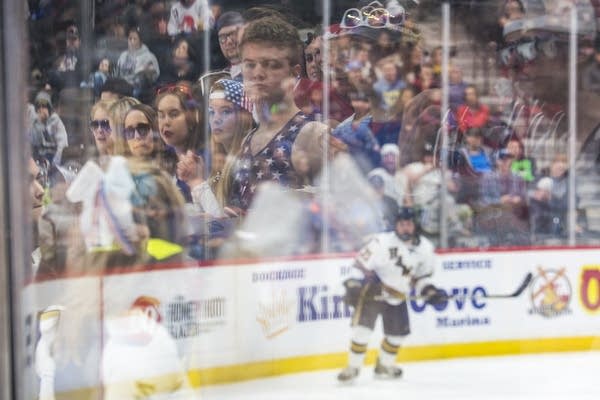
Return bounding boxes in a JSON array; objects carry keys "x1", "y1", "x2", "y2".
[{"x1": 529, "y1": 267, "x2": 571, "y2": 318}]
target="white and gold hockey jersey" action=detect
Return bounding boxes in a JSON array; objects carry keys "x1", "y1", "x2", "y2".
[{"x1": 355, "y1": 232, "x2": 436, "y2": 303}]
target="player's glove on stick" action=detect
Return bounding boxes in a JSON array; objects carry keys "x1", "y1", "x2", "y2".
[
  {"x1": 421, "y1": 284, "x2": 447, "y2": 305},
  {"x1": 342, "y1": 278, "x2": 363, "y2": 308}
]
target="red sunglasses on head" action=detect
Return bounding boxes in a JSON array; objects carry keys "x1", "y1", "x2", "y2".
[{"x1": 156, "y1": 83, "x2": 195, "y2": 100}]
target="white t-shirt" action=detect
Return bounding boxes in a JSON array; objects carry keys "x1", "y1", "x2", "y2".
[{"x1": 167, "y1": 0, "x2": 213, "y2": 36}]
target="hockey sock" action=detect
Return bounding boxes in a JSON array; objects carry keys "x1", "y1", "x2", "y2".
[
  {"x1": 346, "y1": 325, "x2": 373, "y2": 368},
  {"x1": 348, "y1": 341, "x2": 368, "y2": 368},
  {"x1": 378, "y1": 337, "x2": 401, "y2": 366}
]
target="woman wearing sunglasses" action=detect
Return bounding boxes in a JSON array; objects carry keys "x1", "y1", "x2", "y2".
[
  {"x1": 89, "y1": 99, "x2": 117, "y2": 157},
  {"x1": 119, "y1": 104, "x2": 188, "y2": 262},
  {"x1": 121, "y1": 104, "x2": 175, "y2": 165}
]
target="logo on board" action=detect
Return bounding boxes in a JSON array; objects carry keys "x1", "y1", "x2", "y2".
[
  {"x1": 580, "y1": 266, "x2": 600, "y2": 313},
  {"x1": 256, "y1": 289, "x2": 296, "y2": 339},
  {"x1": 528, "y1": 267, "x2": 572, "y2": 318}
]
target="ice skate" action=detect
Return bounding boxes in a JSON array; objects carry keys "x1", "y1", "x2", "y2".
[
  {"x1": 374, "y1": 358, "x2": 403, "y2": 379},
  {"x1": 337, "y1": 366, "x2": 360, "y2": 383}
]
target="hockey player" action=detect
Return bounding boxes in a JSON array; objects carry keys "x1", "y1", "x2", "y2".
[{"x1": 337, "y1": 206, "x2": 444, "y2": 382}]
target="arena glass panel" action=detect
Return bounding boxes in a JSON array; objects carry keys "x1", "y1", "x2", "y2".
[{"x1": 8, "y1": 1, "x2": 600, "y2": 399}]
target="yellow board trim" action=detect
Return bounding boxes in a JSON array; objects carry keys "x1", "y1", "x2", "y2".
[
  {"x1": 52, "y1": 336, "x2": 600, "y2": 398},
  {"x1": 188, "y1": 336, "x2": 600, "y2": 387}
]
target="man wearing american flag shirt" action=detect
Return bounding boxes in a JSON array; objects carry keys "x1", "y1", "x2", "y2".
[
  {"x1": 338, "y1": 206, "x2": 444, "y2": 383},
  {"x1": 229, "y1": 15, "x2": 331, "y2": 212}
]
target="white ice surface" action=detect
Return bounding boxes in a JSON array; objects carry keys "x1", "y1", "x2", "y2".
[{"x1": 199, "y1": 351, "x2": 600, "y2": 400}]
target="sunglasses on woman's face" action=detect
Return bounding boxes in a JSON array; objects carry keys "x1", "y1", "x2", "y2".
[
  {"x1": 90, "y1": 119, "x2": 111, "y2": 132},
  {"x1": 123, "y1": 123, "x2": 152, "y2": 140}
]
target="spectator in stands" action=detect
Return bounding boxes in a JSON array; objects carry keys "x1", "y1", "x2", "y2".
[
  {"x1": 413, "y1": 63, "x2": 438, "y2": 93},
  {"x1": 474, "y1": 148, "x2": 529, "y2": 246},
  {"x1": 367, "y1": 143, "x2": 406, "y2": 207},
  {"x1": 403, "y1": 42, "x2": 424, "y2": 88},
  {"x1": 146, "y1": 6, "x2": 172, "y2": 62},
  {"x1": 372, "y1": 30, "x2": 397, "y2": 60},
  {"x1": 582, "y1": 45, "x2": 600, "y2": 93},
  {"x1": 80, "y1": 57, "x2": 111, "y2": 100},
  {"x1": 448, "y1": 63, "x2": 468, "y2": 111},
  {"x1": 304, "y1": 31, "x2": 324, "y2": 83},
  {"x1": 115, "y1": 27, "x2": 160, "y2": 99},
  {"x1": 155, "y1": 81, "x2": 206, "y2": 203},
  {"x1": 107, "y1": 97, "x2": 142, "y2": 156},
  {"x1": 37, "y1": 163, "x2": 78, "y2": 278},
  {"x1": 30, "y1": 91, "x2": 68, "y2": 167},
  {"x1": 430, "y1": 45, "x2": 443, "y2": 82},
  {"x1": 216, "y1": 11, "x2": 245, "y2": 82},
  {"x1": 370, "y1": 85, "x2": 414, "y2": 148},
  {"x1": 167, "y1": 0, "x2": 213, "y2": 36},
  {"x1": 529, "y1": 176, "x2": 555, "y2": 240},
  {"x1": 547, "y1": 153, "x2": 569, "y2": 236},
  {"x1": 405, "y1": 142, "x2": 472, "y2": 246},
  {"x1": 345, "y1": 59, "x2": 370, "y2": 94},
  {"x1": 529, "y1": 154, "x2": 569, "y2": 238},
  {"x1": 110, "y1": 104, "x2": 191, "y2": 261},
  {"x1": 294, "y1": 29, "x2": 353, "y2": 125},
  {"x1": 228, "y1": 15, "x2": 329, "y2": 212},
  {"x1": 368, "y1": 174, "x2": 399, "y2": 232},
  {"x1": 530, "y1": 155, "x2": 569, "y2": 243},
  {"x1": 177, "y1": 79, "x2": 254, "y2": 218},
  {"x1": 506, "y1": 137, "x2": 536, "y2": 183},
  {"x1": 456, "y1": 84, "x2": 490, "y2": 133},
  {"x1": 121, "y1": 104, "x2": 174, "y2": 172},
  {"x1": 332, "y1": 90, "x2": 381, "y2": 174},
  {"x1": 89, "y1": 99, "x2": 117, "y2": 157},
  {"x1": 49, "y1": 23, "x2": 82, "y2": 90},
  {"x1": 498, "y1": 0, "x2": 525, "y2": 28},
  {"x1": 29, "y1": 157, "x2": 46, "y2": 276},
  {"x1": 373, "y1": 57, "x2": 406, "y2": 112},
  {"x1": 157, "y1": 36, "x2": 201, "y2": 85},
  {"x1": 100, "y1": 77, "x2": 134, "y2": 101},
  {"x1": 460, "y1": 127, "x2": 493, "y2": 174},
  {"x1": 95, "y1": 18, "x2": 128, "y2": 68}
]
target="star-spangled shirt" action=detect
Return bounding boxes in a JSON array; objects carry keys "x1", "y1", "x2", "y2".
[{"x1": 231, "y1": 112, "x2": 309, "y2": 211}]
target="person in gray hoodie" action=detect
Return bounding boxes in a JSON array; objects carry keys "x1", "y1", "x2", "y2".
[
  {"x1": 116, "y1": 26, "x2": 160, "y2": 98},
  {"x1": 30, "y1": 91, "x2": 68, "y2": 166}
]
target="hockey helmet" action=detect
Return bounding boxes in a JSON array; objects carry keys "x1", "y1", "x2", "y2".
[
  {"x1": 394, "y1": 206, "x2": 419, "y2": 242},
  {"x1": 396, "y1": 206, "x2": 416, "y2": 221}
]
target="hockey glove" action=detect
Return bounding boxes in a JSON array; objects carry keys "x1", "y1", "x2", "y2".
[
  {"x1": 421, "y1": 284, "x2": 447, "y2": 305},
  {"x1": 342, "y1": 278, "x2": 363, "y2": 308}
]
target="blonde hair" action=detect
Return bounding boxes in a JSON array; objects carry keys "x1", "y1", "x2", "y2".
[
  {"x1": 90, "y1": 99, "x2": 116, "y2": 120},
  {"x1": 108, "y1": 96, "x2": 141, "y2": 156},
  {"x1": 213, "y1": 111, "x2": 253, "y2": 207},
  {"x1": 208, "y1": 81, "x2": 255, "y2": 208}
]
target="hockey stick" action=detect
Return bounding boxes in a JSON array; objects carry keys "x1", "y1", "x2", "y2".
[
  {"x1": 372, "y1": 272, "x2": 533, "y2": 302},
  {"x1": 481, "y1": 272, "x2": 533, "y2": 299}
]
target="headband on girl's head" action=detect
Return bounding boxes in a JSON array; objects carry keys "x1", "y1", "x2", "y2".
[{"x1": 210, "y1": 79, "x2": 253, "y2": 113}]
